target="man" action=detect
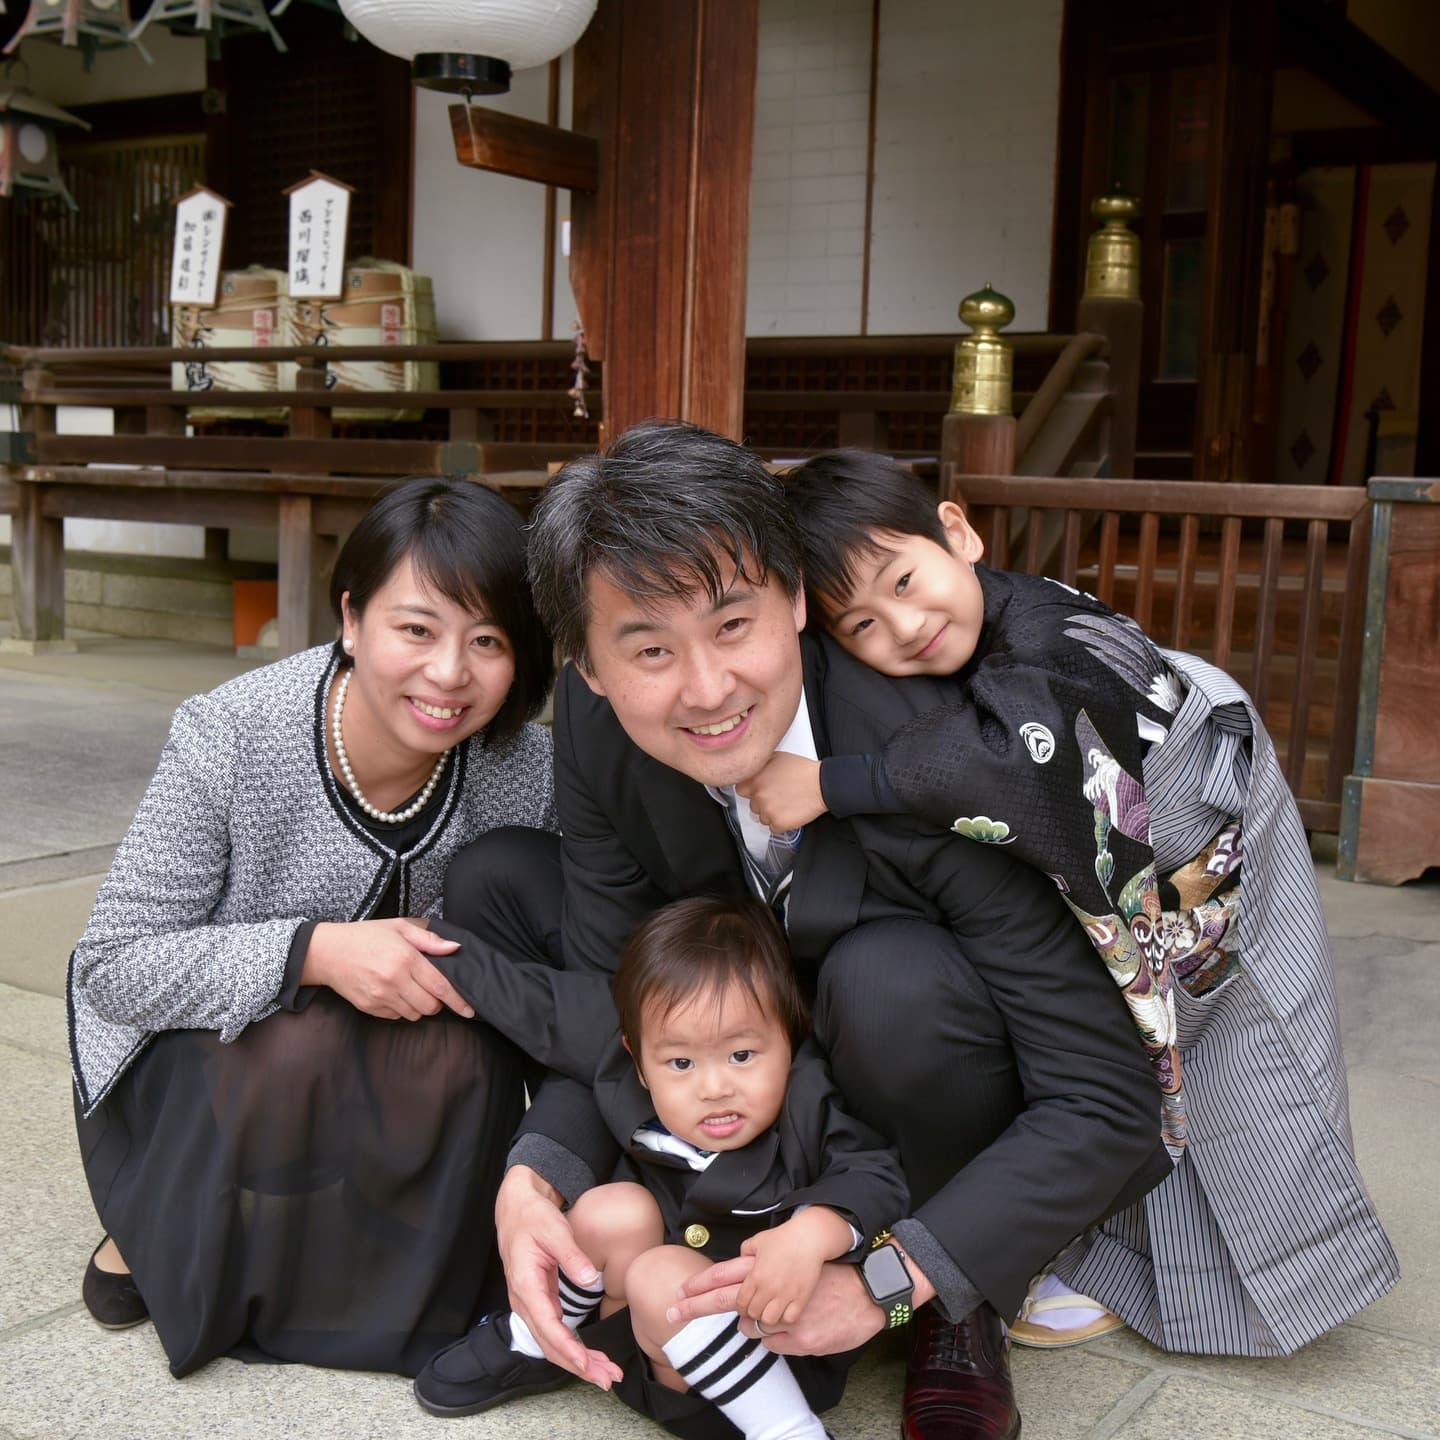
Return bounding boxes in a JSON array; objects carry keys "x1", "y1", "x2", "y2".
[{"x1": 433, "y1": 422, "x2": 1170, "y2": 1439}]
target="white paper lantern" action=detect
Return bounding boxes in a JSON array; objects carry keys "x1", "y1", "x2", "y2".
[{"x1": 338, "y1": 0, "x2": 597, "y2": 93}]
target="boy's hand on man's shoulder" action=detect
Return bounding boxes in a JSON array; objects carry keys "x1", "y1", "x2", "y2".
[{"x1": 736, "y1": 753, "x2": 827, "y2": 833}]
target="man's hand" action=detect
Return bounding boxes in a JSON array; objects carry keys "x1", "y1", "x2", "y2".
[
  {"x1": 494, "y1": 1167, "x2": 623, "y2": 1389},
  {"x1": 737, "y1": 753, "x2": 827, "y2": 833},
  {"x1": 302, "y1": 918, "x2": 474, "y2": 1021},
  {"x1": 669, "y1": 1256, "x2": 886, "y2": 1356}
]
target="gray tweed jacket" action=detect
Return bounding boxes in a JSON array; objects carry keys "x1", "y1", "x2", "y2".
[{"x1": 68, "y1": 644, "x2": 556, "y2": 1116}]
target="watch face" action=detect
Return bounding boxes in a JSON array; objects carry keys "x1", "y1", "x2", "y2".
[{"x1": 863, "y1": 1243, "x2": 911, "y2": 1303}]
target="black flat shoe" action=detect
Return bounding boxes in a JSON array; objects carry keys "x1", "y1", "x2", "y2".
[
  {"x1": 414, "y1": 1312, "x2": 569, "y2": 1417},
  {"x1": 82, "y1": 1237, "x2": 149, "y2": 1330}
]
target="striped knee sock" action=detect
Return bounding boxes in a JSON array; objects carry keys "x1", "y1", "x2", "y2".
[
  {"x1": 662, "y1": 1313, "x2": 827, "y2": 1440},
  {"x1": 508, "y1": 1268, "x2": 605, "y2": 1359}
]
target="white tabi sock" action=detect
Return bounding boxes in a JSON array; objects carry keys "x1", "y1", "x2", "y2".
[
  {"x1": 1023, "y1": 1271, "x2": 1113, "y2": 1331},
  {"x1": 662, "y1": 1312, "x2": 827, "y2": 1440},
  {"x1": 507, "y1": 1268, "x2": 605, "y2": 1359}
]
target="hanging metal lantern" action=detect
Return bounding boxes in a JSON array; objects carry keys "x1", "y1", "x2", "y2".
[
  {"x1": 338, "y1": 0, "x2": 596, "y2": 95},
  {"x1": 0, "y1": 80, "x2": 90, "y2": 208},
  {"x1": 130, "y1": 0, "x2": 287, "y2": 53},
  {"x1": 4, "y1": 0, "x2": 153, "y2": 65}
]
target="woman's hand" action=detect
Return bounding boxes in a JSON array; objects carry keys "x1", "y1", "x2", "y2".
[
  {"x1": 736, "y1": 753, "x2": 827, "y2": 833},
  {"x1": 495, "y1": 1167, "x2": 624, "y2": 1388},
  {"x1": 301, "y1": 918, "x2": 475, "y2": 1020}
]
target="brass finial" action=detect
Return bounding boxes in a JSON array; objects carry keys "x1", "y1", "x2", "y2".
[
  {"x1": 1084, "y1": 187, "x2": 1141, "y2": 300},
  {"x1": 950, "y1": 283, "x2": 1015, "y2": 416}
]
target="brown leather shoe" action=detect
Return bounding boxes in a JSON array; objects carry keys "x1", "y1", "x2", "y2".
[{"x1": 902, "y1": 1300, "x2": 1020, "y2": 1439}]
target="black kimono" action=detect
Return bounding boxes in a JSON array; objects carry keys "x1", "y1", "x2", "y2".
[{"x1": 819, "y1": 565, "x2": 1235, "y2": 1156}]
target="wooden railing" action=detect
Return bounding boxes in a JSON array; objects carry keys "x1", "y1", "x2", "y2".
[
  {"x1": 948, "y1": 473, "x2": 1374, "y2": 833},
  {"x1": 1011, "y1": 333, "x2": 1110, "y2": 476},
  {"x1": 2, "y1": 334, "x2": 1119, "y2": 653},
  {"x1": 3, "y1": 332, "x2": 1114, "y2": 465}
]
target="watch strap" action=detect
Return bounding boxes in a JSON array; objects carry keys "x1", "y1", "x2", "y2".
[{"x1": 862, "y1": 1232, "x2": 914, "y2": 1330}]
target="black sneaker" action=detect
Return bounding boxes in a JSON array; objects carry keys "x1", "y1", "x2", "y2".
[
  {"x1": 82, "y1": 1237, "x2": 148, "y2": 1330},
  {"x1": 414, "y1": 1311, "x2": 571, "y2": 1417}
]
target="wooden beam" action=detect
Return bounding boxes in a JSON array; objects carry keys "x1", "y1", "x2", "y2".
[
  {"x1": 32, "y1": 434, "x2": 482, "y2": 476},
  {"x1": 1290, "y1": 126, "x2": 1432, "y2": 170},
  {"x1": 450, "y1": 104, "x2": 599, "y2": 192},
  {"x1": 1279, "y1": 0, "x2": 1440, "y2": 150}
]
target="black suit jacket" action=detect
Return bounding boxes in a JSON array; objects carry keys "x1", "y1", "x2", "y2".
[
  {"x1": 517, "y1": 635, "x2": 1170, "y2": 1319},
  {"x1": 601, "y1": 1037, "x2": 908, "y2": 1262}
]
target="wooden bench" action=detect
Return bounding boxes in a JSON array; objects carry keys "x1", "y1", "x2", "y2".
[{"x1": 2, "y1": 344, "x2": 594, "y2": 653}]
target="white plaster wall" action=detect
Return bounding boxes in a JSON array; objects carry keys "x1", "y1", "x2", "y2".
[
  {"x1": 412, "y1": 59, "x2": 576, "y2": 340},
  {"x1": 747, "y1": 0, "x2": 874, "y2": 336},
  {"x1": 867, "y1": 0, "x2": 1062, "y2": 333}
]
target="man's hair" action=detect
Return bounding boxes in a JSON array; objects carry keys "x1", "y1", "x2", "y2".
[
  {"x1": 613, "y1": 896, "x2": 808, "y2": 1057},
  {"x1": 330, "y1": 476, "x2": 555, "y2": 741},
  {"x1": 782, "y1": 450, "x2": 950, "y2": 618},
  {"x1": 527, "y1": 420, "x2": 804, "y2": 666}
]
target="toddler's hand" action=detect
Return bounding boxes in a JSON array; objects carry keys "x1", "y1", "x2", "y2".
[{"x1": 737, "y1": 1227, "x2": 826, "y2": 1330}]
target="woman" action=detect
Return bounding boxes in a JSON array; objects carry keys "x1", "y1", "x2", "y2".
[{"x1": 69, "y1": 477, "x2": 556, "y2": 1377}]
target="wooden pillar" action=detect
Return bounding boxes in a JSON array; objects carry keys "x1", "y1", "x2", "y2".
[
  {"x1": 9, "y1": 483, "x2": 69, "y2": 650},
  {"x1": 570, "y1": 0, "x2": 759, "y2": 442},
  {"x1": 277, "y1": 494, "x2": 336, "y2": 658},
  {"x1": 1077, "y1": 190, "x2": 1143, "y2": 480},
  {"x1": 1194, "y1": 0, "x2": 1275, "y2": 483},
  {"x1": 940, "y1": 285, "x2": 1016, "y2": 498},
  {"x1": 1076, "y1": 298, "x2": 1141, "y2": 477},
  {"x1": 276, "y1": 356, "x2": 338, "y2": 655},
  {"x1": 5, "y1": 367, "x2": 73, "y2": 652},
  {"x1": 941, "y1": 416, "x2": 1016, "y2": 494},
  {"x1": 1338, "y1": 479, "x2": 1440, "y2": 885}
]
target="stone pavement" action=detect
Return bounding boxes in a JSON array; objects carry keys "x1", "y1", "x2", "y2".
[{"x1": 1, "y1": 632, "x2": 1437, "y2": 1440}]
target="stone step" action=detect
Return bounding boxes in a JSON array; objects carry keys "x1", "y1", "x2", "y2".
[{"x1": 0, "y1": 547, "x2": 275, "y2": 649}]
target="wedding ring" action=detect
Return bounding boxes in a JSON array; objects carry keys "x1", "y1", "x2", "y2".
[{"x1": 753, "y1": 1319, "x2": 772, "y2": 1337}]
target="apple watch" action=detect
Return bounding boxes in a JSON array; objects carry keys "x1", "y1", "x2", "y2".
[{"x1": 860, "y1": 1230, "x2": 914, "y2": 1329}]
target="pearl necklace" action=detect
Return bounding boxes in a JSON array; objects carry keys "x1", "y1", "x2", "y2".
[{"x1": 331, "y1": 667, "x2": 449, "y2": 825}]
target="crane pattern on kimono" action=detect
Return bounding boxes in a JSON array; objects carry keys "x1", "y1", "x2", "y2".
[{"x1": 947, "y1": 603, "x2": 1239, "y2": 1159}]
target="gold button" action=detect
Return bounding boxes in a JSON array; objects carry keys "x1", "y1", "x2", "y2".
[{"x1": 684, "y1": 1224, "x2": 710, "y2": 1249}]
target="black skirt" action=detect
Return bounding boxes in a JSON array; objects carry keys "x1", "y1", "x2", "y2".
[{"x1": 76, "y1": 991, "x2": 524, "y2": 1377}]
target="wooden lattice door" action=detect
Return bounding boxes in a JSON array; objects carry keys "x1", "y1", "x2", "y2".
[{"x1": 1, "y1": 134, "x2": 206, "y2": 347}]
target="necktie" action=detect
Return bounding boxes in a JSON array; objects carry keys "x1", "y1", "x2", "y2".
[
  {"x1": 761, "y1": 825, "x2": 803, "y2": 887},
  {"x1": 718, "y1": 791, "x2": 802, "y2": 911}
]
